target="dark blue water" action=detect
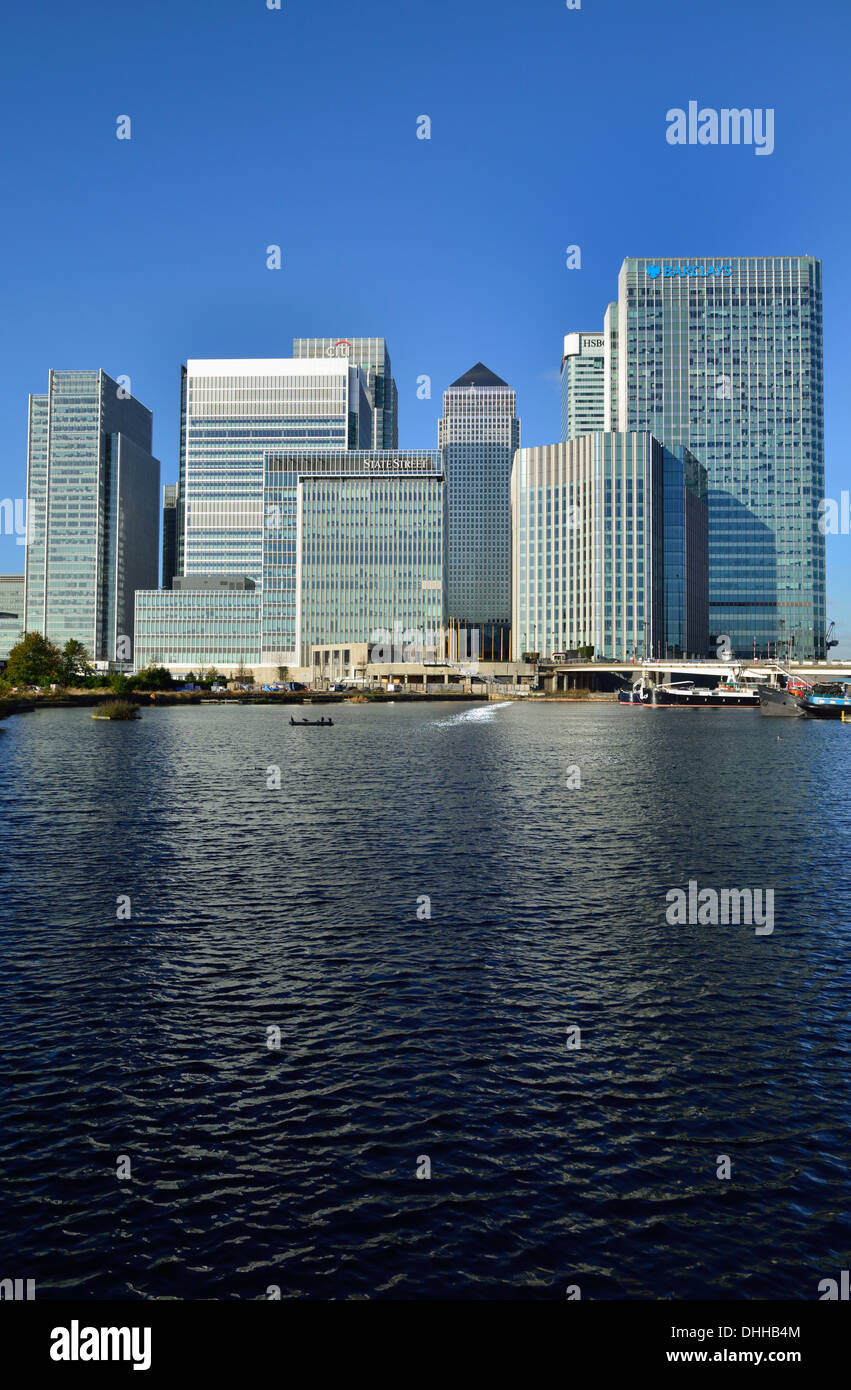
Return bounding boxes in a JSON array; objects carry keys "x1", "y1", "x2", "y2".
[{"x1": 1, "y1": 699, "x2": 849, "y2": 1299}]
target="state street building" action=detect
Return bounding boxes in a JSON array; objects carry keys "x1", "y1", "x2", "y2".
[{"x1": 135, "y1": 429, "x2": 445, "y2": 675}]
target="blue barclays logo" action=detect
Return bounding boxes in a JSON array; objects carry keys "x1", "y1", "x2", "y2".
[{"x1": 645, "y1": 264, "x2": 733, "y2": 279}]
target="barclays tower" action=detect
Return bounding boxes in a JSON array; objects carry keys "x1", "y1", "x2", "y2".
[{"x1": 604, "y1": 256, "x2": 825, "y2": 660}]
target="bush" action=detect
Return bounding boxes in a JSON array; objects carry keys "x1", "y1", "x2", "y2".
[{"x1": 93, "y1": 699, "x2": 139, "y2": 721}]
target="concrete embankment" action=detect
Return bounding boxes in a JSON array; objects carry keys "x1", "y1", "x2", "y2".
[{"x1": 2, "y1": 689, "x2": 488, "y2": 713}]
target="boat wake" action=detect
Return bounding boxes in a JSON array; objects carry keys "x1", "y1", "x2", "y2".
[{"x1": 430, "y1": 701, "x2": 512, "y2": 727}]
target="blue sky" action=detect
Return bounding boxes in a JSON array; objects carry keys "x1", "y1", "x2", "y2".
[{"x1": 2, "y1": 0, "x2": 850, "y2": 649}]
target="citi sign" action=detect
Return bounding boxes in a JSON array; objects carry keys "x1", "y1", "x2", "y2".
[{"x1": 646, "y1": 264, "x2": 733, "y2": 279}]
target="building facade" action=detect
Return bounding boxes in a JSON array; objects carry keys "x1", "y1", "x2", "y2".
[
  {"x1": 298, "y1": 460, "x2": 444, "y2": 661},
  {"x1": 176, "y1": 357, "x2": 374, "y2": 586},
  {"x1": 663, "y1": 447, "x2": 709, "y2": 657},
  {"x1": 560, "y1": 333, "x2": 606, "y2": 441},
  {"x1": 292, "y1": 338, "x2": 398, "y2": 449},
  {"x1": 438, "y1": 363, "x2": 519, "y2": 658},
  {"x1": 24, "y1": 370, "x2": 160, "y2": 662},
  {"x1": 262, "y1": 449, "x2": 443, "y2": 667},
  {"x1": 134, "y1": 586, "x2": 262, "y2": 671},
  {"x1": 0, "y1": 575, "x2": 25, "y2": 661},
  {"x1": 161, "y1": 483, "x2": 178, "y2": 589},
  {"x1": 135, "y1": 449, "x2": 445, "y2": 674},
  {"x1": 607, "y1": 256, "x2": 825, "y2": 659},
  {"x1": 512, "y1": 432, "x2": 705, "y2": 662}
]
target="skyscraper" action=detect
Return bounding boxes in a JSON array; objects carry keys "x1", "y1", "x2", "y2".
[
  {"x1": 512, "y1": 433, "x2": 654, "y2": 661},
  {"x1": 176, "y1": 357, "x2": 374, "y2": 585},
  {"x1": 560, "y1": 333, "x2": 606, "y2": 441},
  {"x1": 607, "y1": 256, "x2": 825, "y2": 658},
  {"x1": 24, "y1": 370, "x2": 160, "y2": 662},
  {"x1": 512, "y1": 433, "x2": 707, "y2": 663},
  {"x1": 438, "y1": 363, "x2": 520, "y2": 657},
  {"x1": 297, "y1": 453, "x2": 444, "y2": 663},
  {"x1": 262, "y1": 447, "x2": 444, "y2": 667},
  {"x1": 292, "y1": 338, "x2": 398, "y2": 449},
  {"x1": 161, "y1": 483, "x2": 178, "y2": 589}
]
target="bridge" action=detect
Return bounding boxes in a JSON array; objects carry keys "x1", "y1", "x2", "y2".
[{"x1": 535, "y1": 657, "x2": 851, "y2": 693}]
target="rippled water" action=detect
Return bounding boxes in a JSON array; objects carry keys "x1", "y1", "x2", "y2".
[{"x1": 1, "y1": 699, "x2": 849, "y2": 1299}]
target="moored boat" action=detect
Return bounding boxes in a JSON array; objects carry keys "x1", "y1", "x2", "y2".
[
  {"x1": 798, "y1": 681, "x2": 851, "y2": 719},
  {"x1": 654, "y1": 679, "x2": 759, "y2": 708},
  {"x1": 758, "y1": 685, "x2": 804, "y2": 716},
  {"x1": 618, "y1": 678, "x2": 650, "y2": 705}
]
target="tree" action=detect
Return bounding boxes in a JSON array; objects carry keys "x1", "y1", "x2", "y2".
[
  {"x1": 130, "y1": 665, "x2": 173, "y2": 691},
  {"x1": 59, "y1": 639, "x2": 91, "y2": 686},
  {"x1": 4, "y1": 632, "x2": 62, "y2": 687},
  {"x1": 109, "y1": 672, "x2": 131, "y2": 695},
  {"x1": 84, "y1": 669, "x2": 111, "y2": 689}
]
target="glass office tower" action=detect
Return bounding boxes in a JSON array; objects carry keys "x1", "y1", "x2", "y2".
[
  {"x1": 298, "y1": 461, "x2": 444, "y2": 663},
  {"x1": 292, "y1": 338, "x2": 399, "y2": 449},
  {"x1": 263, "y1": 450, "x2": 443, "y2": 666},
  {"x1": 512, "y1": 433, "x2": 663, "y2": 661},
  {"x1": 663, "y1": 446, "x2": 709, "y2": 657},
  {"x1": 0, "y1": 575, "x2": 25, "y2": 660},
  {"x1": 438, "y1": 363, "x2": 520, "y2": 658},
  {"x1": 138, "y1": 358, "x2": 375, "y2": 672},
  {"x1": 161, "y1": 483, "x2": 178, "y2": 589},
  {"x1": 512, "y1": 432, "x2": 707, "y2": 662},
  {"x1": 24, "y1": 370, "x2": 160, "y2": 661},
  {"x1": 610, "y1": 256, "x2": 825, "y2": 658},
  {"x1": 560, "y1": 333, "x2": 606, "y2": 441},
  {"x1": 177, "y1": 358, "x2": 373, "y2": 585},
  {"x1": 136, "y1": 448, "x2": 443, "y2": 673}
]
